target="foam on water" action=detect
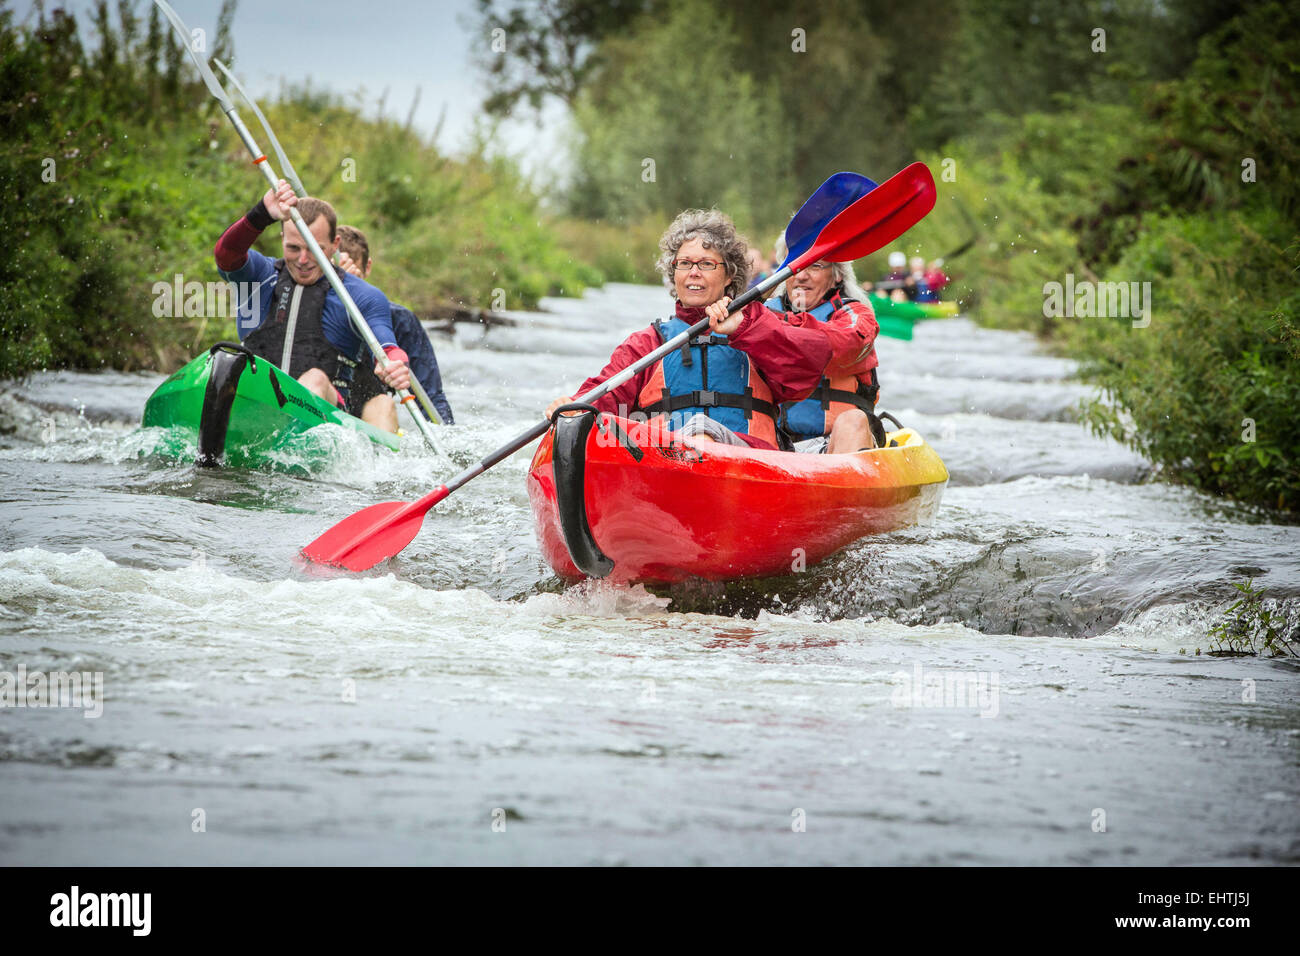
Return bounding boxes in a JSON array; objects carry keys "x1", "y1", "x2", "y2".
[{"x1": 1, "y1": 288, "x2": 1297, "y2": 865}]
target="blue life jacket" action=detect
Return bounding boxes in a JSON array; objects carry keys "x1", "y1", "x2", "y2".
[
  {"x1": 766, "y1": 293, "x2": 878, "y2": 442},
  {"x1": 636, "y1": 317, "x2": 778, "y2": 446}
]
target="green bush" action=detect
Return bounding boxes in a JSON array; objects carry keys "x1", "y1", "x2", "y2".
[
  {"x1": 0, "y1": 5, "x2": 608, "y2": 377},
  {"x1": 909, "y1": 3, "x2": 1300, "y2": 513},
  {"x1": 1071, "y1": 209, "x2": 1299, "y2": 510}
]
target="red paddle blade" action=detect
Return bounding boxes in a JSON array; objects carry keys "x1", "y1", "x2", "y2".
[
  {"x1": 795, "y1": 162, "x2": 937, "y2": 270},
  {"x1": 301, "y1": 486, "x2": 450, "y2": 571},
  {"x1": 782, "y1": 171, "x2": 878, "y2": 266}
]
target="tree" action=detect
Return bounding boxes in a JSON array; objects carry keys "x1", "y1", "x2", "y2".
[
  {"x1": 566, "y1": 0, "x2": 795, "y2": 227},
  {"x1": 475, "y1": 0, "x2": 654, "y2": 117}
]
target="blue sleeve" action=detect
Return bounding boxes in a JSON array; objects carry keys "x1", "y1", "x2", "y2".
[
  {"x1": 430, "y1": 376, "x2": 454, "y2": 425},
  {"x1": 321, "y1": 274, "x2": 397, "y2": 357},
  {"x1": 219, "y1": 250, "x2": 278, "y2": 340},
  {"x1": 392, "y1": 304, "x2": 454, "y2": 424}
]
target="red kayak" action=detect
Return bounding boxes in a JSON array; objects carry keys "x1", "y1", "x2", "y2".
[{"x1": 526, "y1": 410, "x2": 948, "y2": 584}]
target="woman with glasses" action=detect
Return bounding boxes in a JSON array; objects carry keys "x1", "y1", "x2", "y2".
[
  {"x1": 544, "y1": 208, "x2": 833, "y2": 450},
  {"x1": 762, "y1": 235, "x2": 882, "y2": 453}
]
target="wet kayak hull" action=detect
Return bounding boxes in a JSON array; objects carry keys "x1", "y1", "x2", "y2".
[
  {"x1": 877, "y1": 313, "x2": 918, "y2": 341},
  {"x1": 141, "y1": 343, "x2": 397, "y2": 468},
  {"x1": 527, "y1": 412, "x2": 948, "y2": 584}
]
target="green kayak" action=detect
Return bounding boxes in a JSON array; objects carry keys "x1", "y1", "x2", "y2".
[
  {"x1": 870, "y1": 293, "x2": 959, "y2": 322},
  {"x1": 867, "y1": 295, "x2": 961, "y2": 341},
  {"x1": 141, "y1": 341, "x2": 398, "y2": 468},
  {"x1": 876, "y1": 312, "x2": 918, "y2": 341}
]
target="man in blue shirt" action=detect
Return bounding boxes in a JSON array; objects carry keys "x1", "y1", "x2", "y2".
[{"x1": 214, "y1": 180, "x2": 411, "y2": 432}]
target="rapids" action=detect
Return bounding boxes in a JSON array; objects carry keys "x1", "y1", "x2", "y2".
[{"x1": 1, "y1": 284, "x2": 1296, "y2": 864}]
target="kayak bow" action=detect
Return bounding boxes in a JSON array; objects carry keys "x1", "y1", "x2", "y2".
[{"x1": 141, "y1": 342, "x2": 397, "y2": 468}]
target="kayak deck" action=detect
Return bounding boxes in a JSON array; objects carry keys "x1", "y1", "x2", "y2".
[
  {"x1": 527, "y1": 411, "x2": 948, "y2": 584},
  {"x1": 141, "y1": 344, "x2": 398, "y2": 468}
]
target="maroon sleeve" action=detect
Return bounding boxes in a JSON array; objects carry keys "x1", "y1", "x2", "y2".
[
  {"x1": 573, "y1": 327, "x2": 663, "y2": 416},
  {"x1": 214, "y1": 200, "x2": 275, "y2": 272},
  {"x1": 214, "y1": 217, "x2": 264, "y2": 272},
  {"x1": 727, "y1": 301, "x2": 833, "y2": 405},
  {"x1": 734, "y1": 432, "x2": 777, "y2": 451}
]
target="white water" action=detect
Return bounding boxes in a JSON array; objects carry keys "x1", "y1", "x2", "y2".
[{"x1": 1, "y1": 285, "x2": 1296, "y2": 864}]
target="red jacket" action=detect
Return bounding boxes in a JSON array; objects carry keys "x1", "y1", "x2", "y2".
[
  {"x1": 924, "y1": 268, "x2": 950, "y2": 294},
  {"x1": 574, "y1": 299, "x2": 834, "y2": 450},
  {"x1": 757, "y1": 291, "x2": 879, "y2": 383}
]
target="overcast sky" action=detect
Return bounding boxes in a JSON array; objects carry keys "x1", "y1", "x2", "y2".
[{"x1": 16, "y1": 0, "x2": 568, "y2": 181}]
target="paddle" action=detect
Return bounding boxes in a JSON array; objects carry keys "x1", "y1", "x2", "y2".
[
  {"x1": 782, "y1": 172, "x2": 877, "y2": 264},
  {"x1": 213, "y1": 58, "x2": 307, "y2": 201},
  {"x1": 152, "y1": 1, "x2": 442, "y2": 450},
  {"x1": 301, "y1": 162, "x2": 937, "y2": 572},
  {"x1": 212, "y1": 57, "x2": 444, "y2": 428}
]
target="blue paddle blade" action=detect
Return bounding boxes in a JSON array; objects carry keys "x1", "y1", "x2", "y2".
[{"x1": 781, "y1": 172, "x2": 878, "y2": 268}]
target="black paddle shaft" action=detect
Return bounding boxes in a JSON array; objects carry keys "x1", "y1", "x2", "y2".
[{"x1": 571, "y1": 264, "x2": 793, "y2": 411}]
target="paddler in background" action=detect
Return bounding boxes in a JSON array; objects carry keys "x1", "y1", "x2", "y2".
[
  {"x1": 544, "y1": 209, "x2": 833, "y2": 450},
  {"x1": 882, "y1": 250, "x2": 913, "y2": 302},
  {"x1": 884, "y1": 250, "x2": 909, "y2": 283},
  {"x1": 215, "y1": 179, "x2": 411, "y2": 432},
  {"x1": 335, "y1": 225, "x2": 456, "y2": 426},
  {"x1": 764, "y1": 235, "x2": 883, "y2": 453},
  {"x1": 909, "y1": 255, "x2": 935, "y2": 302},
  {"x1": 924, "y1": 258, "x2": 950, "y2": 298}
]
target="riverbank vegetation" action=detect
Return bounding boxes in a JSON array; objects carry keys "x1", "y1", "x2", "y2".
[
  {"x1": 477, "y1": 0, "x2": 1298, "y2": 513},
  {"x1": 1205, "y1": 580, "x2": 1297, "y2": 658},
  {"x1": 903, "y1": 3, "x2": 1300, "y2": 514},
  {"x1": 0, "y1": 0, "x2": 609, "y2": 379}
]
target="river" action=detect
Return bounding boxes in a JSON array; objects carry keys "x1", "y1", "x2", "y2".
[{"x1": 1, "y1": 283, "x2": 1296, "y2": 865}]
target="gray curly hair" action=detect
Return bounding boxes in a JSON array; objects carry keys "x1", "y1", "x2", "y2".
[
  {"x1": 655, "y1": 209, "x2": 751, "y2": 300},
  {"x1": 770, "y1": 233, "x2": 867, "y2": 304}
]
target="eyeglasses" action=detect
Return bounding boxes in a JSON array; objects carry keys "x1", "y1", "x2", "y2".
[
  {"x1": 803, "y1": 262, "x2": 832, "y2": 272},
  {"x1": 673, "y1": 258, "x2": 724, "y2": 272}
]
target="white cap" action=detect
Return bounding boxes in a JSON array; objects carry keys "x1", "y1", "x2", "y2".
[{"x1": 888, "y1": 252, "x2": 906, "y2": 268}]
